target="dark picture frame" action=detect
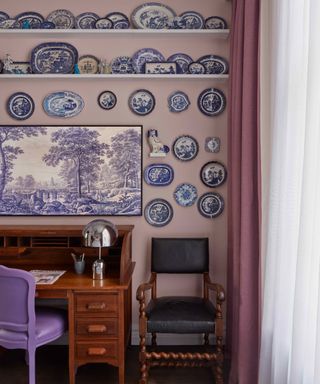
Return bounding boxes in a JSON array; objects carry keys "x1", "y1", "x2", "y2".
[{"x1": 0, "y1": 125, "x2": 142, "y2": 216}]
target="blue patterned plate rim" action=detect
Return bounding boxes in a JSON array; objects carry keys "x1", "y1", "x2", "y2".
[
  {"x1": 46, "y1": 9, "x2": 75, "y2": 29},
  {"x1": 75, "y1": 12, "x2": 100, "y2": 29},
  {"x1": 173, "y1": 183, "x2": 198, "y2": 207},
  {"x1": 0, "y1": 11, "x2": 9, "y2": 21},
  {"x1": 105, "y1": 12, "x2": 129, "y2": 22},
  {"x1": 7, "y1": 92, "x2": 35, "y2": 120},
  {"x1": 198, "y1": 88, "x2": 226, "y2": 116},
  {"x1": 131, "y1": 2, "x2": 176, "y2": 29},
  {"x1": 97, "y1": 91, "x2": 117, "y2": 110},
  {"x1": 179, "y1": 11, "x2": 205, "y2": 29},
  {"x1": 197, "y1": 54, "x2": 229, "y2": 74},
  {"x1": 172, "y1": 135, "x2": 199, "y2": 161},
  {"x1": 43, "y1": 91, "x2": 84, "y2": 118},
  {"x1": 205, "y1": 16, "x2": 228, "y2": 29},
  {"x1": 132, "y1": 47, "x2": 165, "y2": 74},
  {"x1": 144, "y1": 198, "x2": 173, "y2": 227},
  {"x1": 128, "y1": 89, "x2": 156, "y2": 116},
  {"x1": 15, "y1": 11, "x2": 44, "y2": 21},
  {"x1": 197, "y1": 192, "x2": 224, "y2": 218},
  {"x1": 144, "y1": 163, "x2": 174, "y2": 186},
  {"x1": 200, "y1": 161, "x2": 227, "y2": 188}
]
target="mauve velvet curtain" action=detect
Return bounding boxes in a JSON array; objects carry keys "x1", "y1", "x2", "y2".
[{"x1": 227, "y1": 0, "x2": 260, "y2": 383}]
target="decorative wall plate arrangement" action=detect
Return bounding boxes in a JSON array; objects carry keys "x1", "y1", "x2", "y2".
[
  {"x1": 131, "y1": 2, "x2": 176, "y2": 29},
  {"x1": 43, "y1": 91, "x2": 84, "y2": 118},
  {"x1": 168, "y1": 91, "x2": 190, "y2": 112},
  {"x1": 179, "y1": 11, "x2": 204, "y2": 29},
  {"x1": 75, "y1": 12, "x2": 99, "y2": 29},
  {"x1": 132, "y1": 47, "x2": 165, "y2": 74},
  {"x1": 197, "y1": 55, "x2": 229, "y2": 74},
  {"x1": 144, "y1": 198, "x2": 173, "y2": 227},
  {"x1": 78, "y1": 55, "x2": 99, "y2": 74},
  {"x1": 0, "y1": 11, "x2": 9, "y2": 23},
  {"x1": 40, "y1": 21, "x2": 56, "y2": 29},
  {"x1": 205, "y1": 16, "x2": 228, "y2": 29},
  {"x1": 144, "y1": 163, "x2": 174, "y2": 186},
  {"x1": 111, "y1": 56, "x2": 135, "y2": 74},
  {"x1": 197, "y1": 192, "x2": 224, "y2": 218},
  {"x1": 31, "y1": 42, "x2": 78, "y2": 74},
  {"x1": 0, "y1": 19, "x2": 21, "y2": 29},
  {"x1": 97, "y1": 91, "x2": 117, "y2": 110},
  {"x1": 46, "y1": 9, "x2": 75, "y2": 29},
  {"x1": 188, "y1": 62, "x2": 206, "y2": 74},
  {"x1": 205, "y1": 137, "x2": 221, "y2": 153},
  {"x1": 128, "y1": 89, "x2": 155, "y2": 115},
  {"x1": 167, "y1": 53, "x2": 193, "y2": 74},
  {"x1": 94, "y1": 18, "x2": 113, "y2": 29},
  {"x1": 172, "y1": 135, "x2": 199, "y2": 161},
  {"x1": 15, "y1": 12, "x2": 44, "y2": 29},
  {"x1": 174, "y1": 183, "x2": 198, "y2": 207},
  {"x1": 198, "y1": 88, "x2": 226, "y2": 116},
  {"x1": 7, "y1": 92, "x2": 35, "y2": 120},
  {"x1": 200, "y1": 161, "x2": 227, "y2": 188}
]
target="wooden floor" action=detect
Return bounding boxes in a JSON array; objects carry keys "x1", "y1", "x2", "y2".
[{"x1": 0, "y1": 345, "x2": 229, "y2": 384}]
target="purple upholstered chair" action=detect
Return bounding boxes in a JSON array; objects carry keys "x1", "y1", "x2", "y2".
[{"x1": 0, "y1": 265, "x2": 67, "y2": 384}]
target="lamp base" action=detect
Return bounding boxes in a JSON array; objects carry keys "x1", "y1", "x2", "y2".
[{"x1": 92, "y1": 259, "x2": 105, "y2": 280}]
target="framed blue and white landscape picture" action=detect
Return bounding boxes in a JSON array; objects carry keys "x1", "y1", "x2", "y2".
[{"x1": 0, "y1": 125, "x2": 142, "y2": 216}]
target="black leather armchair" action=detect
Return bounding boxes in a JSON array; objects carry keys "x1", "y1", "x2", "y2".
[{"x1": 136, "y1": 238, "x2": 225, "y2": 384}]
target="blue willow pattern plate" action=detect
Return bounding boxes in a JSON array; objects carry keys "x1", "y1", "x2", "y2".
[
  {"x1": 188, "y1": 62, "x2": 206, "y2": 74},
  {"x1": 174, "y1": 183, "x2": 198, "y2": 207},
  {"x1": 94, "y1": 18, "x2": 113, "y2": 29},
  {"x1": 197, "y1": 192, "x2": 224, "y2": 218},
  {"x1": 15, "y1": 12, "x2": 44, "y2": 29},
  {"x1": 46, "y1": 9, "x2": 75, "y2": 29},
  {"x1": 128, "y1": 89, "x2": 155, "y2": 116},
  {"x1": 98, "y1": 91, "x2": 117, "y2": 110},
  {"x1": 144, "y1": 198, "x2": 173, "y2": 227},
  {"x1": 200, "y1": 161, "x2": 227, "y2": 188},
  {"x1": 43, "y1": 91, "x2": 84, "y2": 118},
  {"x1": 197, "y1": 55, "x2": 229, "y2": 74},
  {"x1": 168, "y1": 91, "x2": 190, "y2": 113},
  {"x1": 75, "y1": 12, "x2": 99, "y2": 29},
  {"x1": 167, "y1": 53, "x2": 193, "y2": 74},
  {"x1": 131, "y1": 2, "x2": 176, "y2": 29},
  {"x1": 40, "y1": 21, "x2": 56, "y2": 29},
  {"x1": 111, "y1": 56, "x2": 135, "y2": 74},
  {"x1": 113, "y1": 19, "x2": 130, "y2": 29},
  {"x1": 7, "y1": 92, "x2": 35, "y2": 120},
  {"x1": 31, "y1": 42, "x2": 78, "y2": 74},
  {"x1": 198, "y1": 88, "x2": 226, "y2": 116},
  {"x1": 132, "y1": 47, "x2": 165, "y2": 74},
  {"x1": 172, "y1": 135, "x2": 199, "y2": 161},
  {"x1": 179, "y1": 11, "x2": 204, "y2": 29},
  {"x1": 144, "y1": 163, "x2": 174, "y2": 186},
  {"x1": 105, "y1": 12, "x2": 129, "y2": 24},
  {"x1": 205, "y1": 16, "x2": 228, "y2": 29},
  {"x1": 0, "y1": 12, "x2": 9, "y2": 23}
]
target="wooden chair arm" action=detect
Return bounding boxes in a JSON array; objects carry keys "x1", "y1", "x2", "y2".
[
  {"x1": 136, "y1": 273, "x2": 156, "y2": 302},
  {"x1": 204, "y1": 273, "x2": 225, "y2": 303}
]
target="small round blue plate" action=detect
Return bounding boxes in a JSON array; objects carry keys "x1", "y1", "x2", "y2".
[
  {"x1": 200, "y1": 161, "x2": 227, "y2": 188},
  {"x1": 172, "y1": 135, "x2": 199, "y2": 161},
  {"x1": 94, "y1": 18, "x2": 113, "y2": 29},
  {"x1": 144, "y1": 198, "x2": 173, "y2": 227},
  {"x1": 198, "y1": 192, "x2": 224, "y2": 218},
  {"x1": 205, "y1": 16, "x2": 228, "y2": 30},
  {"x1": 198, "y1": 88, "x2": 226, "y2": 116},
  {"x1": 98, "y1": 91, "x2": 117, "y2": 110},
  {"x1": 128, "y1": 89, "x2": 155, "y2": 116},
  {"x1": 113, "y1": 19, "x2": 130, "y2": 29},
  {"x1": 188, "y1": 62, "x2": 206, "y2": 74},
  {"x1": 174, "y1": 183, "x2": 198, "y2": 207},
  {"x1": 7, "y1": 92, "x2": 35, "y2": 120},
  {"x1": 76, "y1": 12, "x2": 99, "y2": 29},
  {"x1": 166, "y1": 53, "x2": 193, "y2": 74},
  {"x1": 168, "y1": 91, "x2": 190, "y2": 112},
  {"x1": 179, "y1": 11, "x2": 204, "y2": 29}
]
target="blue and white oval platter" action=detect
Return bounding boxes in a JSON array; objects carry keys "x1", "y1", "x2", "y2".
[
  {"x1": 43, "y1": 91, "x2": 84, "y2": 118},
  {"x1": 144, "y1": 163, "x2": 174, "y2": 186}
]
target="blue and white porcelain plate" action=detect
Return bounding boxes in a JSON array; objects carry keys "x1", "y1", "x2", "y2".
[
  {"x1": 31, "y1": 42, "x2": 78, "y2": 74},
  {"x1": 43, "y1": 91, "x2": 84, "y2": 118},
  {"x1": 188, "y1": 62, "x2": 206, "y2": 74},
  {"x1": 179, "y1": 11, "x2": 204, "y2": 29},
  {"x1": 168, "y1": 91, "x2": 190, "y2": 113},
  {"x1": 105, "y1": 12, "x2": 129, "y2": 24},
  {"x1": 0, "y1": 11, "x2": 9, "y2": 23},
  {"x1": 172, "y1": 135, "x2": 199, "y2": 161},
  {"x1": 167, "y1": 53, "x2": 193, "y2": 74},
  {"x1": 76, "y1": 12, "x2": 99, "y2": 29},
  {"x1": 132, "y1": 47, "x2": 165, "y2": 74},
  {"x1": 174, "y1": 183, "x2": 197, "y2": 207},
  {"x1": 0, "y1": 19, "x2": 21, "y2": 29},
  {"x1": 131, "y1": 2, "x2": 176, "y2": 29},
  {"x1": 200, "y1": 161, "x2": 227, "y2": 188},
  {"x1": 46, "y1": 9, "x2": 75, "y2": 29},
  {"x1": 111, "y1": 56, "x2": 135, "y2": 74},
  {"x1": 198, "y1": 88, "x2": 226, "y2": 116},
  {"x1": 7, "y1": 92, "x2": 35, "y2": 120},
  {"x1": 205, "y1": 16, "x2": 228, "y2": 30},
  {"x1": 144, "y1": 198, "x2": 173, "y2": 227},
  {"x1": 144, "y1": 163, "x2": 174, "y2": 186},
  {"x1": 40, "y1": 21, "x2": 56, "y2": 29},
  {"x1": 78, "y1": 55, "x2": 99, "y2": 74},
  {"x1": 197, "y1": 192, "x2": 224, "y2": 218},
  {"x1": 94, "y1": 18, "x2": 113, "y2": 29},
  {"x1": 198, "y1": 55, "x2": 229, "y2": 74},
  {"x1": 98, "y1": 91, "x2": 117, "y2": 110},
  {"x1": 15, "y1": 12, "x2": 44, "y2": 29},
  {"x1": 113, "y1": 19, "x2": 130, "y2": 29},
  {"x1": 129, "y1": 89, "x2": 155, "y2": 116}
]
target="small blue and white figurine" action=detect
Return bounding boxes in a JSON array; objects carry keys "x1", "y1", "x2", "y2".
[{"x1": 147, "y1": 129, "x2": 170, "y2": 157}]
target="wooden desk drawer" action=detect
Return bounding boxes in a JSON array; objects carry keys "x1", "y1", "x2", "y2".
[
  {"x1": 75, "y1": 293, "x2": 118, "y2": 316},
  {"x1": 76, "y1": 319, "x2": 118, "y2": 338},
  {"x1": 76, "y1": 341, "x2": 118, "y2": 362}
]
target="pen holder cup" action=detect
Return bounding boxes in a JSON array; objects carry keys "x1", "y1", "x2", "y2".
[{"x1": 74, "y1": 260, "x2": 85, "y2": 275}]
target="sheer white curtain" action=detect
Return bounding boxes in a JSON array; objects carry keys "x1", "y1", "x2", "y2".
[{"x1": 259, "y1": 0, "x2": 320, "y2": 383}]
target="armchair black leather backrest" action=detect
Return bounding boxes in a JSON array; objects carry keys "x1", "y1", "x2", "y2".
[{"x1": 151, "y1": 238, "x2": 209, "y2": 274}]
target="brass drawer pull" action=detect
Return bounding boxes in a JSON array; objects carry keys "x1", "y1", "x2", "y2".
[
  {"x1": 87, "y1": 325, "x2": 107, "y2": 333},
  {"x1": 87, "y1": 302, "x2": 106, "y2": 310},
  {"x1": 88, "y1": 347, "x2": 106, "y2": 356}
]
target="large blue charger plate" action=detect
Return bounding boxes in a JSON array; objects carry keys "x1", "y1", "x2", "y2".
[
  {"x1": 144, "y1": 163, "x2": 174, "y2": 186},
  {"x1": 131, "y1": 2, "x2": 176, "y2": 29},
  {"x1": 7, "y1": 92, "x2": 35, "y2": 120},
  {"x1": 31, "y1": 42, "x2": 78, "y2": 74},
  {"x1": 144, "y1": 198, "x2": 173, "y2": 227},
  {"x1": 197, "y1": 192, "x2": 224, "y2": 218},
  {"x1": 43, "y1": 91, "x2": 84, "y2": 118}
]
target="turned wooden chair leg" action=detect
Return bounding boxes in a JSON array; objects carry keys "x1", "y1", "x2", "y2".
[
  {"x1": 151, "y1": 332, "x2": 157, "y2": 347},
  {"x1": 139, "y1": 334, "x2": 149, "y2": 384},
  {"x1": 214, "y1": 335, "x2": 224, "y2": 384}
]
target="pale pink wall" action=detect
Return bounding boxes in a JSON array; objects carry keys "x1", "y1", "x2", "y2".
[{"x1": 0, "y1": 0, "x2": 231, "y2": 340}]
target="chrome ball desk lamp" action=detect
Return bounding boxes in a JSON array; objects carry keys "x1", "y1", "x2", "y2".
[{"x1": 82, "y1": 219, "x2": 118, "y2": 280}]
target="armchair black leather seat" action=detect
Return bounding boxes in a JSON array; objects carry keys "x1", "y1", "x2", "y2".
[{"x1": 136, "y1": 238, "x2": 225, "y2": 384}]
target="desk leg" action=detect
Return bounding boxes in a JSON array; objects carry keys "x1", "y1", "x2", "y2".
[
  {"x1": 68, "y1": 291, "x2": 76, "y2": 384},
  {"x1": 118, "y1": 362, "x2": 125, "y2": 384}
]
